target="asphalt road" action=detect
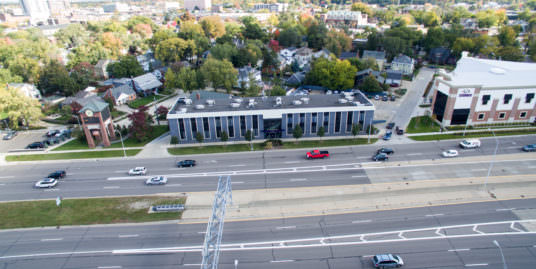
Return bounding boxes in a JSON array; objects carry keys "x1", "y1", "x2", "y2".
[
  {"x1": 1, "y1": 135, "x2": 535, "y2": 202},
  {"x1": 1, "y1": 198, "x2": 535, "y2": 268}
]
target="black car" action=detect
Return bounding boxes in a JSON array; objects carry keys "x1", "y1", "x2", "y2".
[
  {"x1": 177, "y1": 160, "x2": 196, "y2": 167},
  {"x1": 48, "y1": 170, "x2": 66, "y2": 179},
  {"x1": 377, "y1": 148, "x2": 394, "y2": 154},
  {"x1": 386, "y1": 122, "x2": 395, "y2": 129},
  {"x1": 26, "y1": 142, "x2": 46, "y2": 149},
  {"x1": 372, "y1": 153, "x2": 389, "y2": 161},
  {"x1": 382, "y1": 95, "x2": 388, "y2": 101},
  {"x1": 396, "y1": 128, "x2": 404, "y2": 135},
  {"x1": 390, "y1": 95, "x2": 396, "y2": 101},
  {"x1": 46, "y1": 130, "x2": 60, "y2": 137}
]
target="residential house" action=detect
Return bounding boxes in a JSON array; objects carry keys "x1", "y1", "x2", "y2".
[
  {"x1": 355, "y1": 68, "x2": 385, "y2": 86},
  {"x1": 8, "y1": 83, "x2": 41, "y2": 99},
  {"x1": 295, "y1": 47, "x2": 313, "y2": 69},
  {"x1": 132, "y1": 73, "x2": 162, "y2": 96},
  {"x1": 278, "y1": 47, "x2": 297, "y2": 68},
  {"x1": 313, "y1": 49, "x2": 331, "y2": 59},
  {"x1": 324, "y1": 10, "x2": 367, "y2": 28},
  {"x1": 237, "y1": 66, "x2": 262, "y2": 88},
  {"x1": 137, "y1": 50, "x2": 162, "y2": 72},
  {"x1": 94, "y1": 59, "x2": 114, "y2": 79},
  {"x1": 385, "y1": 70, "x2": 403, "y2": 87},
  {"x1": 286, "y1": 72, "x2": 306, "y2": 85},
  {"x1": 104, "y1": 85, "x2": 137, "y2": 105},
  {"x1": 339, "y1": 51, "x2": 357, "y2": 60},
  {"x1": 362, "y1": 50, "x2": 386, "y2": 70},
  {"x1": 391, "y1": 54, "x2": 415, "y2": 75}
]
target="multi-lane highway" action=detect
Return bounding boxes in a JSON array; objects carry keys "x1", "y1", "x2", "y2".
[
  {"x1": 1, "y1": 198, "x2": 535, "y2": 268},
  {"x1": 0, "y1": 135, "x2": 535, "y2": 202}
]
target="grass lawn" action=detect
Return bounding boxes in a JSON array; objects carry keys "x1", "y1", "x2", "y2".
[
  {"x1": 6, "y1": 149, "x2": 141, "y2": 162},
  {"x1": 168, "y1": 138, "x2": 377, "y2": 155},
  {"x1": 406, "y1": 116, "x2": 441, "y2": 134},
  {"x1": 111, "y1": 110, "x2": 126, "y2": 119},
  {"x1": 128, "y1": 95, "x2": 163, "y2": 109},
  {"x1": 0, "y1": 196, "x2": 186, "y2": 229},
  {"x1": 51, "y1": 139, "x2": 89, "y2": 151},
  {"x1": 410, "y1": 129, "x2": 536, "y2": 141}
]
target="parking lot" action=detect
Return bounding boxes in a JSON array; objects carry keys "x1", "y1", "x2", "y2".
[{"x1": 0, "y1": 128, "x2": 71, "y2": 153}]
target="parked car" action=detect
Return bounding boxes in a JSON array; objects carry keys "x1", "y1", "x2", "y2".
[
  {"x1": 390, "y1": 95, "x2": 396, "y2": 101},
  {"x1": 522, "y1": 144, "x2": 536, "y2": 152},
  {"x1": 382, "y1": 95, "x2": 389, "y2": 101},
  {"x1": 383, "y1": 131, "x2": 392, "y2": 141},
  {"x1": 177, "y1": 160, "x2": 196, "y2": 167},
  {"x1": 34, "y1": 178, "x2": 58, "y2": 188},
  {"x1": 372, "y1": 254, "x2": 404, "y2": 268},
  {"x1": 377, "y1": 148, "x2": 394, "y2": 154},
  {"x1": 386, "y1": 122, "x2": 395, "y2": 130},
  {"x1": 48, "y1": 170, "x2": 66, "y2": 179},
  {"x1": 396, "y1": 127, "x2": 404, "y2": 135},
  {"x1": 145, "y1": 176, "x2": 168, "y2": 185},
  {"x1": 442, "y1": 149, "x2": 459, "y2": 158},
  {"x1": 2, "y1": 130, "x2": 17, "y2": 140},
  {"x1": 46, "y1": 130, "x2": 60, "y2": 137},
  {"x1": 44, "y1": 137, "x2": 61, "y2": 145},
  {"x1": 26, "y1": 142, "x2": 46, "y2": 149},
  {"x1": 372, "y1": 153, "x2": 389, "y2": 161},
  {"x1": 374, "y1": 95, "x2": 380, "y2": 100},
  {"x1": 306, "y1": 150, "x2": 330, "y2": 159},
  {"x1": 129, "y1": 167, "x2": 147, "y2": 176},
  {"x1": 459, "y1": 139, "x2": 481, "y2": 149}
]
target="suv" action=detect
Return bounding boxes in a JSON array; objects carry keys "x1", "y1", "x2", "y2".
[
  {"x1": 26, "y1": 142, "x2": 46, "y2": 149},
  {"x1": 129, "y1": 167, "x2": 147, "y2": 175},
  {"x1": 372, "y1": 254, "x2": 404, "y2": 268},
  {"x1": 372, "y1": 153, "x2": 389, "y2": 161},
  {"x1": 459, "y1": 139, "x2": 481, "y2": 149},
  {"x1": 383, "y1": 131, "x2": 392, "y2": 141},
  {"x1": 177, "y1": 160, "x2": 196, "y2": 167},
  {"x1": 386, "y1": 122, "x2": 395, "y2": 130},
  {"x1": 377, "y1": 148, "x2": 394, "y2": 154},
  {"x1": 48, "y1": 170, "x2": 66, "y2": 179}
]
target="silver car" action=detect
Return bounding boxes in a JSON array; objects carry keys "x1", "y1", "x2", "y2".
[
  {"x1": 128, "y1": 167, "x2": 147, "y2": 176},
  {"x1": 145, "y1": 176, "x2": 167, "y2": 185},
  {"x1": 3, "y1": 131, "x2": 17, "y2": 140}
]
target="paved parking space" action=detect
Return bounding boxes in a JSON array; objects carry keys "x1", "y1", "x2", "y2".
[{"x1": 0, "y1": 130, "x2": 48, "y2": 153}]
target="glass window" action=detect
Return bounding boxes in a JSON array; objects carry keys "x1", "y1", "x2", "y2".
[
  {"x1": 504, "y1": 94, "x2": 512, "y2": 104},
  {"x1": 482, "y1": 95, "x2": 491, "y2": 105},
  {"x1": 299, "y1": 113, "x2": 305, "y2": 130},
  {"x1": 203, "y1": 117, "x2": 210, "y2": 139},
  {"x1": 526, "y1": 93, "x2": 535, "y2": 103},
  {"x1": 253, "y1": 115, "x2": 258, "y2": 136},
  {"x1": 477, "y1": 113, "x2": 485, "y2": 120},
  {"x1": 190, "y1": 118, "x2": 197, "y2": 134},
  {"x1": 499, "y1": 112, "x2": 506, "y2": 119},
  {"x1": 287, "y1": 114, "x2": 293, "y2": 135},
  {"x1": 323, "y1": 112, "x2": 329, "y2": 133},
  {"x1": 227, "y1": 116, "x2": 234, "y2": 138},
  {"x1": 240, "y1": 116, "x2": 246, "y2": 137},
  {"x1": 335, "y1": 112, "x2": 341, "y2": 133},
  {"x1": 311, "y1": 113, "x2": 317, "y2": 134},
  {"x1": 215, "y1": 117, "x2": 221, "y2": 138},
  {"x1": 178, "y1": 119, "x2": 185, "y2": 139},
  {"x1": 346, "y1": 112, "x2": 353, "y2": 133},
  {"x1": 520, "y1": 111, "x2": 527, "y2": 118}
]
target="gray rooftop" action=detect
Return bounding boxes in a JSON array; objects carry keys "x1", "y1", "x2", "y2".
[
  {"x1": 362, "y1": 50, "x2": 386, "y2": 60},
  {"x1": 171, "y1": 91, "x2": 373, "y2": 114}
]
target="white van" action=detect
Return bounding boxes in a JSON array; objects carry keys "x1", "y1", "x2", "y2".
[{"x1": 459, "y1": 139, "x2": 481, "y2": 149}]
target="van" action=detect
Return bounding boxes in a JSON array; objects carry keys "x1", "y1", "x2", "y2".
[{"x1": 459, "y1": 139, "x2": 481, "y2": 149}]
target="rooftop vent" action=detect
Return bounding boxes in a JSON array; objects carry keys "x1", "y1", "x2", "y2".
[
  {"x1": 345, "y1": 95, "x2": 354, "y2": 101},
  {"x1": 206, "y1": 99, "x2": 215, "y2": 106},
  {"x1": 353, "y1": 101, "x2": 361, "y2": 106},
  {"x1": 194, "y1": 104, "x2": 205, "y2": 110},
  {"x1": 292, "y1": 100, "x2": 302, "y2": 105},
  {"x1": 184, "y1": 98, "x2": 192, "y2": 105},
  {"x1": 490, "y1": 67, "x2": 506, "y2": 75},
  {"x1": 338, "y1": 98, "x2": 348, "y2": 104},
  {"x1": 300, "y1": 97, "x2": 309, "y2": 104},
  {"x1": 275, "y1": 97, "x2": 282, "y2": 106},
  {"x1": 230, "y1": 103, "x2": 240, "y2": 108},
  {"x1": 248, "y1": 99, "x2": 255, "y2": 108},
  {"x1": 179, "y1": 108, "x2": 187, "y2": 113}
]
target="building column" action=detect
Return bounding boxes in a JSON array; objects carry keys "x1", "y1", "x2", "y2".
[
  {"x1": 108, "y1": 123, "x2": 116, "y2": 139},
  {"x1": 83, "y1": 126, "x2": 95, "y2": 148},
  {"x1": 98, "y1": 112, "x2": 111, "y2": 147}
]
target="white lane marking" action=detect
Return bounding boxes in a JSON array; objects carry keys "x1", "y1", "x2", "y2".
[
  {"x1": 356, "y1": 156, "x2": 369, "y2": 159},
  {"x1": 232, "y1": 181, "x2": 244, "y2": 184},
  {"x1": 465, "y1": 264, "x2": 488, "y2": 267},
  {"x1": 169, "y1": 168, "x2": 185, "y2": 171},
  {"x1": 275, "y1": 226, "x2": 296, "y2": 230},
  {"x1": 197, "y1": 232, "x2": 206, "y2": 234},
  {"x1": 229, "y1": 164, "x2": 246, "y2": 167},
  {"x1": 406, "y1": 153, "x2": 423, "y2": 156},
  {"x1": 271, "y1": 260, "x2": 294, "y2": 263},
  {"x1": 289, "y1": 178, "x2": 307, "y2": 182},
  {"x1": 114, "y1": 171, "x2": 125, "y2": 173},
  {"x1": 506, "y1": 146, "x2": 520, "y2": 149},
  {"x1": 352, "y1": 220, "x2": 372, "y2": 224},
  {"x1": 183, "y1": 264, "x2": 202, "y2": 267},
  {"x1": 43, "y1": 188, "x2": 59, "y2": 192},
  {"x1": 362, "y1": 255, "x2": 374, "y2": 258},
  {"x1": 528, "y1": 166, "x2": 536, "y2": 169},
  {"x1": 165, "y1": 184, "x2": 182, "y2": 187},
  {"x1": 103, "y1": 186, "x2": 120, "y2": 189},
  {"x1": 0, "y1": 184, "x2": 5, "y2": 186},
  {"x1": 496, "y1": 208, "x2": 516, "y2": 211},
  {"x1": 352, "y1": 175, "x2": 367, "y2": 178},
  {"x1": 0, "y1": 176, "x2": 14, "y2": 179},
  {"x1": 40, "y1": 238, "x2": 63, "y2": 242},
  {"x1": 471, "y1": 169, "x2": 487, "y2": 172},
  {"x1": 98, "y1": 266, "x2": 122, "y2": 269},
  {"x1": 425, "y1": 214, "x2": 444, "y2": 217},
  {"x1": 448, "y1": 248, "x2": 470, "y2": 252},
  {"x1": 118, "y1": 234, "x2": 139, "y2": 238},
  {"x1": 285, "y1": 161, "x2": 301, "y2": 164}
]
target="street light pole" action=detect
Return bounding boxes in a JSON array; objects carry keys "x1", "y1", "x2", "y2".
[
  {"x1": 493, "y1": 240, "x2": 508, "y2": 269},
  {"x1": 250, "y1": 128, "x2": 253, "y2": 151},
  {"x1": 485, "y1": 128, "x2": 499, "y2": 192},
  {"x1": 368, "y1": 114, "x2": 372, "y2": 144},
  {"x1": 118, "y1": 130, "x2": 127, "y2": 158}
]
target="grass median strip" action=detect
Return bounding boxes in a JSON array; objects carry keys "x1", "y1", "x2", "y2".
[
  {"x1": 0, "y1": 196, "x2": 186, "y2": 229},
  {"x1": 410, "y1": 129, "x2": 536, "y2": 141},
  {"x1": 168, "y1": 138, "x2": 377, "y2": 155},
  {"x1": 6, "y1": 149, "x2": 141, "y2": 162}
]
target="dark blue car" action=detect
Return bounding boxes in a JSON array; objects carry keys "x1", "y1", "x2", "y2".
[{"x1": 522, "y1": 144, "x2": 536, "y2": 152}]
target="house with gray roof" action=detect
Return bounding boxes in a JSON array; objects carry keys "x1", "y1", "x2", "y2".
[
  {"x1": 286, "y1": 72, "x2": 306, "y2": 85},
  {"x1": 104, "y1": 85, "x2": 137, "y2": 105},
  {"x1": 236, "y1": 66, "x2": 262, "y2": 88},
  {"x1": 385, "y1": 70, "x2": 403, "y2": 86},
  {"x1": 132, "y1": 73, "x2": 162, "y2": 96},
  {"x1": 355, "y1": 68, "x2": 385, "y2": 85},
  {"x1": 391, "y1": 54, "x2": 414, "y2": 75},
  {"x1": 362, "y1": 50, "x2": 386, "y2": 70}
]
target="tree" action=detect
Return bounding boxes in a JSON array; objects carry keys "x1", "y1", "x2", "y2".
[
  {"x1": 200, "y1": 58, "x2": 237, "y2": 93},
  {"x1": 270, "y1": 85, "x2": 286, "y2": 96},
  {"x1": 423, "y1": 27, "x2": 445, "y2": 52},
  {"x1": 307, "y1": 22, "x2": 328, "y2": 50},
  {"x1": 361, "y1": 75, "x2": 383, "y2": 93},
  {"x1": 155, "y1": 37, "x2": 196, "y2": 64},
  {"x1": 54, "y1": 23, "x2": 89, "y2": 48},
  {"x1": 195, "y1": 131, "x2": 204, "y2": 145},
  {"x1": 317, "y1": 126, "x2": 325, "y2": 141},
  {"x1": 220, "y1": 131, "x2": 229, "y2": 145},
  {"x1": 156, "y1": 105, "x2": 169, "y2": 121},
  {"x1": 476, "y1": 10, "x2": 499, "y2": 28},
  {"x1": 68, "y1": 42, "x2": 110, "y2": 67},
  {"x1": 452, "y1": 37, "x2": 475, "y2": 56},
  {"x1": 241, "y1": 16, "x2": 267, "y2": 41},
  {"x1": 176, "y1": 67, "x2": 199, "y2": 92},
  {"x1": 128, "y1": 106, "x2": 152, "y2": 142},
  {"x1": 292, "y1": 125, "x2": 303, "y2": 142},
  {"x1": 0, "y1": 85, "x2": 42, "y2": 128},
  {"x1": 106, "y1": 55, "x2": 144, "y2": 78},
  {"x1": 278, "y1": 27, "x2": 301, "y2": 47},
  {"x1": 7, "y1": 56, "x2": 40, "y2": 83},
  {"x1": 147, "y1": 29, "x2": 176, "y2": 51},
  {"x1": 170, "y1": 136, "x2": 179, "y2": 144},
  {"x1": 498, "y1": 26, "x2": 518, "y2": 47},
  {"x1": 528, "y1": 39, "x2": 536, "y2": 62},
  {"x1": 200, "y1": 16, "x2": 226, "y2": 38},
  {"x1": 423, "y1": 11, "x2": 441, "y2": 27},
  {"x1": 0, "y1": 68, "x2": 22, "y2": 85},
  {"x1": 306, "y1": 58, "x2": 356, "y2": 90},
  {"x1": 69, "y1": 62, "x2": 95, "y2": 93},
  {"x1": 100, "y1": 32, "x2": 123, "y2": 58},
  {"x1": 325, "y1": 31, "x2": 352, "y2": 57},
  {"x1": 351, "y1": 2, "x2": 373, "y2": 17},
  {"x1": 245, "y1": 129, "x2": 253, "y2": 142},
  {"x1": 351, "y1": 123, "x2": 361, "y2": 137},
  {"x1": 38, "y1": 60, "x2": 75, "y2": 96},
  {"x1": 496, "y1": 46, "x2": 524, "y2": 61}
]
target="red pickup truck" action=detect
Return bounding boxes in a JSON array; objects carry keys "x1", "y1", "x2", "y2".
[{"x1": 306, "y1": 150, "x2": 330, "y2": 159}]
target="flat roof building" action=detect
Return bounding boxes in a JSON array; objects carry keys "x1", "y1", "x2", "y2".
[
  {"x1": 431, "y1": 52, "x2": 536, "y2": 126},
  {"x1": 167, "y1": 91, "x2": 375, "y2": 143}
]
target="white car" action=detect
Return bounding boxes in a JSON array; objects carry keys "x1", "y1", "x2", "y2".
[
  {"x1": 145, "y1": 176, "x2": 167, "y2": 185},
  {"x1": 128, "y1": 167, "x2": 147, "y2": 176},
  {"x1": 442, "y1": 149, "x2": 459, "y2": 158},
  {"x1": 459, "y1": 139, "x2": 481, "y2": 149},
  {"x1": 35, "y1": 178, "x2": 58, "y2": 188}
]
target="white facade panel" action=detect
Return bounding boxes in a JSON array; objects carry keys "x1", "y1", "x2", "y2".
[
  {"x1": 495, "y1": 89, "x2": 516, "y2": 111},
  {"x1": 453, "y1": 88, "x2": 474, "y2": 109},
  {"x1": 517, "y1": 89, "x2": 536, "y2": 110},
  {"x1": 437, "y1": 81, "x2": 450, "y2": 95},
  {"x1": 475, "y1": 90, "x2": 494, "y2": 111}
]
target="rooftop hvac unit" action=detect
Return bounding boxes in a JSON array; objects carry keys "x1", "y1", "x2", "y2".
[
  {"x1": 292, "y1": 100, "x2": 302, "y2": 105},
  {"x1": 179, "y1": 108, "x2": 187, "y2": 113},
  {"x1": 345, "y1": 96, "x2": 354, "y2": 101},
  {"x1": 206, "y1": 99, "x2": 215, "y2": 106},
  {"x1": 230, "y1": 103, "x2": 240, "y2": 108},
  {"x1": 338, "y1": 99, "x2": 348, "y2": 104},
  {"x1": 300, "y1": 97, "x2": 310, "y2": 104},
  {"x1": 248, "y1": 99, "x2": 255, "y2": 108},
  {"x1": 275, "y1": 97, "x2": 282, "y2": 105},
  {"x1": 353, "y1": 101, "x2": 361, "y2": 106},
  {"x1": 195, "y1": 104, "x2": 205, "y2": 110},
  {"x1": 184, "y1": 98, "x2": 192, "y2": 105}
]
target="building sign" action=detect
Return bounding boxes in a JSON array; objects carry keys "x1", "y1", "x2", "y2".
[{"x1": 458, "y1": 88, "x2": 473, "y2": 97}]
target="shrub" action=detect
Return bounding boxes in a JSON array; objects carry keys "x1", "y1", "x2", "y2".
[
  {"x1": 263, "y1": 139, "x2": 282, "y2": 147},
  {"x1": 264, "y1": 141, "x2": 273, "y2": 150},
  {"x1": 170, "y1": 136, "x2": 179, "y2": 144}
]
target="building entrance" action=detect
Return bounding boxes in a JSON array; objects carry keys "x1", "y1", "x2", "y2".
[{"x1": 263, "y1": 119, "x2": 282, "y2": 139}]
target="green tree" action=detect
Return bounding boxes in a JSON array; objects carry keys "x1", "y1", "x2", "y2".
[
  {"x1": 423, "y1": 11, "x2": 441, "y2": 27},
  {"x1": 270, "y1": 85, "x2": 286, "y2": 96},
  {"x1": 306, "y1": 58, "x2": 356, "y2": 90},
  {"x1": 498, "y1": 26, "x2": 518, "y2": 47},
  {"x1": 127, "y1": 16, "x2": 156, "y2": 31},
  {"x1": 54, "y1": 24, "x2": 90, "y2": 48},
  {"x1": 278, "y1": 27, "x2": 301, "y2": 47},
  {"x1": 7, "y1": 56, "x2": 40, "y2": 83},
  {"x1": 155, "y1": 37, "x2": 196, "y2": 64},
  {"x1": 476, "y1": 10, "x2": 498, "y2": 28},
  {"x1": 68, "y1": 42, "x2": 110, "y2": 67},
  {"x1": 423, "y1": 27, "x2": 445, "y2": 52},
  {"x1": 200, "y1": 58, "x2": 237, "y2": 93},
  {"x1": 496, "y1": 46, "x2": 524, "y2": 61},
  {"x1": 528, "y1": 39, "x2": 536, "y2": 62},
  {"x1": 360, "y1": 75, "x2": 383, "y2": 93},
  {"x1": 147, "y1": 29, "x2": 176, "y2": 51},
  {"x1": 106, "y1": 55, "x2": 144, "y2": 78},
  {"x1": 0, "y1": 68, "x2": 22, "y2": 85},
  {"x1": 38, "y1": 60, "x2": 75, "y2": 96},
  {"x1": 220, "y1": 130, "x2": 229, "y2": 145},
  {"x1": 307, "y1": 22, "x2": 327, "y2": 50},
  {"x1": 0, "y1": 86, "x2": 42, "y2": 128},
  {"x1": 245, "y1": 129, "x2": 253, "y2": 142},
  {"x1": 452, "y1": 37, "x2": 475, "y2": 56},
  {"x1": 200, "y1": 16, "x2": 226, "y2": 38},
  {"x1": 351, "y1": 2, "x2": 373, "y2": 17},
  {"x1": 351, "y1": 123, "x2": 361, "y2": 137},
  {"x1": 317, "y1": 126, "x2": 325, "y2": 141},
  {"x1": 170, "y1": 136, "x2": 179, "y2": 144},
  {"x1": 195, "y1": 131, "x2": 204, "y2": 145},
  {"x1": 241, "y1": 16, "x2": 267, "y2": 41},
  {"x1": 176, "y1": 67, "x2": 199, "y2": 92},
  {"x1": 69, "y1": 62, "x2": 95, "y2": 93},
  {"x1": 325, "y1": 30, "x2": 352, "y2": 57},
  {"x1": 292, "y1": 125, "x2": 303, "y2": 142},
  {"x1": 211, "y1": 43, "x2": 237, "y2": 62}
]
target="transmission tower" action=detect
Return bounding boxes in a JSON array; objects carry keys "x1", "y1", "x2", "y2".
[{"x1": 201, "y1": 176, "x2": 233, "y2": 269}]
